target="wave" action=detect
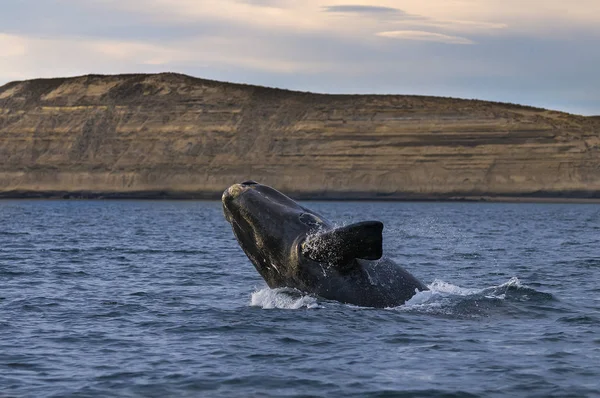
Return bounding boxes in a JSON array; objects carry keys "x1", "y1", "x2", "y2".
[
  {"x1": 249, "y1": 277, "x2": 555, "y2": 317},
  {"x1": 399, "y1": 277, "x2": 555, "y2": 317},
  {"x1": 404, "y1": 276, "x2": 524, "y2": 306},
  {"x1": 35, "y1": 247, "x2": 208, "y2": 255},
  {"x1": 250, "y1": 287, "x2": 320, "y2": 310}
]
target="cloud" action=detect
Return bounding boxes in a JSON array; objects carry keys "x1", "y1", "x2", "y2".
[
  {"x1": 1, "y1": 0, "x2": 599, "y2": 114},
  {"x1": 0, "y1": 31, "x2": 341, "y2": 86},
  {"x1": 400, "y1": 19, "x2": 508, "y2": 33},
  {"x1": 323, "y1": 5, "x2": 404, "y2": 14},
  {"x1": 0, "y1": 33, "x2": 28, "y2": 57},
  {"x1": 322, "y1": 4, "x2": 425, "y2": 23},
  {"x1": 235, "y1": 0, "x2": 285, "y2": 7},
  {"x1": 69, "y1": 0, "x2": 600, "y2": 38},
  {"x1": 377, "y1": 30, "x2": 475, "y2": 45}
]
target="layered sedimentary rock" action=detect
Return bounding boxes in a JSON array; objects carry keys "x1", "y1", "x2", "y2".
[{"x1": 0, "y1": 73, "x2": 599, "y2": 199}]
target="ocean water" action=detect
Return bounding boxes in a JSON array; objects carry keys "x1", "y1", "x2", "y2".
[{"x1": 1, "y1": 200, "x2": 599, "y2": 397}]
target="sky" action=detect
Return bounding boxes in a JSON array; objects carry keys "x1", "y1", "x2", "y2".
[{"x1": 0, "y1": 0, "x2": 599, "y2": 115}]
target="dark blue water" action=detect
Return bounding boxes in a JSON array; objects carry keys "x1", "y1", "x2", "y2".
[{"x1": 1, "y1": 200, "x2": 599, "y2": 397}]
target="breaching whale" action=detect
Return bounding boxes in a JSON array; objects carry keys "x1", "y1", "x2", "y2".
[{"x1": 222, "y1": 181, "x2": 428, "y2": 308}]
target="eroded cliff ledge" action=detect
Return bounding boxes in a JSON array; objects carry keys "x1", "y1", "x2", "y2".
[{"x1": 1, "y1": 73, "x2": 599, "y2": 200}]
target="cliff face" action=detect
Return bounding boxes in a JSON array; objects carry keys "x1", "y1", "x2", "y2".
[{"x1": 1, "y1": 73, "x2": 599, "y2": 199}]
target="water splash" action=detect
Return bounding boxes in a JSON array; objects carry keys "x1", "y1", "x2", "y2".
[
  {"x1": 400, "y1": 277, "x2": 554, "y2": 317},
  {"x1": 301, "y1": 223, "x2": 332, "y2": 258},
  {"x1": 408, "y1": 277, "x2": 522, "y2": 301},
  {"x1": 250, "y1": 287, "x2": 320, "y2": 310},
  {"x1": 249, "y1": 277, "x2": 553, "y2": 317},
  {"x1": 401, "y1": 279, "x2": 487, "y2": 309}
]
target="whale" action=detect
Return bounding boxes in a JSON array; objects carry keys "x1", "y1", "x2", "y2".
[{"x1": 222, "y1": 181, "x2": 428, "y2": 308}]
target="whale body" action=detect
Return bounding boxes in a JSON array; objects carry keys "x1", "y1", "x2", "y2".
[{"x1": 222, "y1": 181, "x2": 428, "y2": 308}]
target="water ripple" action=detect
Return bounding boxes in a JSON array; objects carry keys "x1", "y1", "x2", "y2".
[{"x1": 1, "y1": 200, "x2": 599, "y2": 397}]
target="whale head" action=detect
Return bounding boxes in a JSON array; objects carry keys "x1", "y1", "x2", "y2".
[{"x1": 222, "y1": 181, "x2": 329, "y2": 287}]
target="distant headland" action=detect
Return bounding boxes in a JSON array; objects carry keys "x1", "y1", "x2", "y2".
[{"x1": 1, "y1": 73, "x2": 599, "y2": 201}]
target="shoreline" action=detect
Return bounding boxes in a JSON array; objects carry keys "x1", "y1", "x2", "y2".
[{"x1": 2, "y1": 190, "x2": 600, "y2": 203}]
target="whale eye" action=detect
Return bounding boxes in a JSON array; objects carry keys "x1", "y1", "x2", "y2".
[{"x1": 299, "y1": 213, "x2": 320, "y2": 227}]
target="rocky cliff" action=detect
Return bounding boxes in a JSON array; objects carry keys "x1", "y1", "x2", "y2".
[{"x1": 1, "y1": 73, "x2": 599, "y2": 200}]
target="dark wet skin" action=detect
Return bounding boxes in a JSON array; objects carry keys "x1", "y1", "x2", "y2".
[{"x1": 222, "y1": 181, "x2": 428, "y2": 308}]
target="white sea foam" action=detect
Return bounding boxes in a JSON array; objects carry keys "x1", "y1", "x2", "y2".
[
  {"x1": 428, "y1": 279, "x2": 483, "y2": 295},
  {"x1": 250, "y1": 287, "x2": 320, "y2": 309},
  {"x1": 403, "y1": 279, "x2": 480, "y2": 308},
  {"x1": 496, "y1": 276, "x2": 522, "y2": 288},
  {"x1": 401, "y1": 277, "x2": 523, "y2": 311},
  {"x1": 250, "y1": 277, "x2": 523, "y2": 311}
]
